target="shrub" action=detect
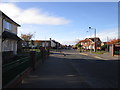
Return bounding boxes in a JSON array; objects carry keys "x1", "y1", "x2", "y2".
[
  {"x1": 101, "y1": 44, "x2": 109, "y2": 51},
  {"x1": 114, "y1": 51, "x2": 120, "y2": 55}
]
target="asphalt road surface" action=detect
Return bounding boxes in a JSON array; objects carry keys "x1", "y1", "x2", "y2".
[{"x1": 19, "y1": 49, "x2": 119, "y2": 88}]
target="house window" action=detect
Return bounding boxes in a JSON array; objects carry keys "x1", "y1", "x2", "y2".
[
  {"x1": 3, "y1": 20, "x2": 12, "y2": 30},
  {"x1": 42, "y1": 42, "x2": 44, "y2": 47},
  {"x1": 40, "y1": 42, "x2": 42, "y2": 46},
  {"x1": 46, "y1": 42, "x2": 49, "y2": 47}
]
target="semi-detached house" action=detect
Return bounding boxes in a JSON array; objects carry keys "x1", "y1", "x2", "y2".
[{"x1": 0, "y1": 11, "x2": 21, "y2": 57}]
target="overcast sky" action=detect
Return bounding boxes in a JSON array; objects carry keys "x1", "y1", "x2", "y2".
[{"x1": 0, "y1": 2, "x2": 118, "y2": 45}]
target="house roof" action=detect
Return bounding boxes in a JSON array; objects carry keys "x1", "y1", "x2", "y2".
[
  {"x1": 2, "y1": 31, "x2": 22, "y2": 41},
  {"x1": 33, "y1": 40, "x2": 50, "y2": 42},
  {"x1": 108, "y1": 39, "x2": 120, "y2": 45},
  {"x1": 1, "y1": 10, "x2": 21, "y2": 27},
  {"x1": 87, "y1": 37, "x2": 101, "y2": 42},
  {"x1": 78, "y1": 37, "x2": 101, "y2": 43},
  {"x1": 102, "y1": 42, "x2": 107, "y2": 44},
  {"x1": 52, "y1": 40, "x2": 61, "y2": 44},
  {"x1": 79, "y1": 39, "x2": 90, "y2": 43}
]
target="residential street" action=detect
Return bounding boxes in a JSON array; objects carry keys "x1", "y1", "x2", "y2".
[
  {"x1": 1, "y1": 3, "x2": 119, "y2": 90},
  {"x1": 19, "y1": 49, "x2": 119, "y2": 88}
]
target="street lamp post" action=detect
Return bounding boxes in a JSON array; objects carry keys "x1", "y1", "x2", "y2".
[
  {"x1": 86, "y1": 30, "x2": 92, "y2": 53},
  {"x1": 89, "y1": 27, "x2": 96, "y2": 52}
]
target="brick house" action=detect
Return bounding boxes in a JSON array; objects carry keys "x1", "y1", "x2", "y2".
[
  {"x1": 79, "y1": 37, "x2": 101, "y2": 50},
  {"x1": 32, "y1": 40, "x2": 51, "y2": 49},
  {"x1": 22, "y1": 38, "x2": 62, "y2": 49},
  {"x1": 108, "y1": 39, "x2": 120, "y2": 56},
  {"x1": 101, "y1": 42, "x2": 107, "y2": 46}
]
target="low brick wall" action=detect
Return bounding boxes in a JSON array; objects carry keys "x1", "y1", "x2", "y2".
[{"x1": 111, "y1": 44, "x2": 120, "y2": 56}]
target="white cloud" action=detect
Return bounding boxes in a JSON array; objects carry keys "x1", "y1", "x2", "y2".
[
  {"x1": 97, "y1": 28, "x2": 118, "y2": 41},
  {"x1": 85, "y1": 28, "x2": 118, "y2": 42},
  {"x1": 61, "y1": 40, "x2": 76, "y2": 45},
  {"x1": 0, "y1": 3, "x2": 70, "y2": 25},
  {"x1": 17, "y1": 27, "x2": 31, "y2": 36},
  {"x1": 61, "y1": 28, "x2": 118, "y2": 45}
]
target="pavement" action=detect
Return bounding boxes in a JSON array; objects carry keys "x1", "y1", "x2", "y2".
[{"x1": 79, "y1": 51, "x2": 119, "y2": 60}]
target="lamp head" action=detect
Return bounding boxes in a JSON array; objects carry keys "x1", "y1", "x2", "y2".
[{"x1": 89, "y1": 27, "x2": 91, "y2": 29}]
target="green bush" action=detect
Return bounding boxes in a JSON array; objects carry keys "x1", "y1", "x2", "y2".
[
  {"x1": 101, "y1": 45, "x2": 107, "y2": 50},
  {"x1": 114, "y1": 51, "x2": 120, "y2": 55},
  {"x1": 75, "y1": 43, "x2": 82, "y2": 49}
]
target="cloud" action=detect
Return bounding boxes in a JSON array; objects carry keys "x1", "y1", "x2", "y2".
[
  {"x1": 0, "y1": 3, "x2": 70, "y2": 25},
  {"x1": 17, "y1": 27, "x2": 31, "y2": 36},
  {"x1": 97, "y1": 28, "x2": 118, "y2": 41},
  {"x1": 61, "y1": 40, "x2": 76, "y2": 45},
  {"x1": 85, "y1": 28, "x2": 118, "y2": 42}
]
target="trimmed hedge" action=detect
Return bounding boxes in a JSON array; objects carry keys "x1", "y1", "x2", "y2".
[{"x1": 114, "y1": 51, "x2": 120, "y2": 55}]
